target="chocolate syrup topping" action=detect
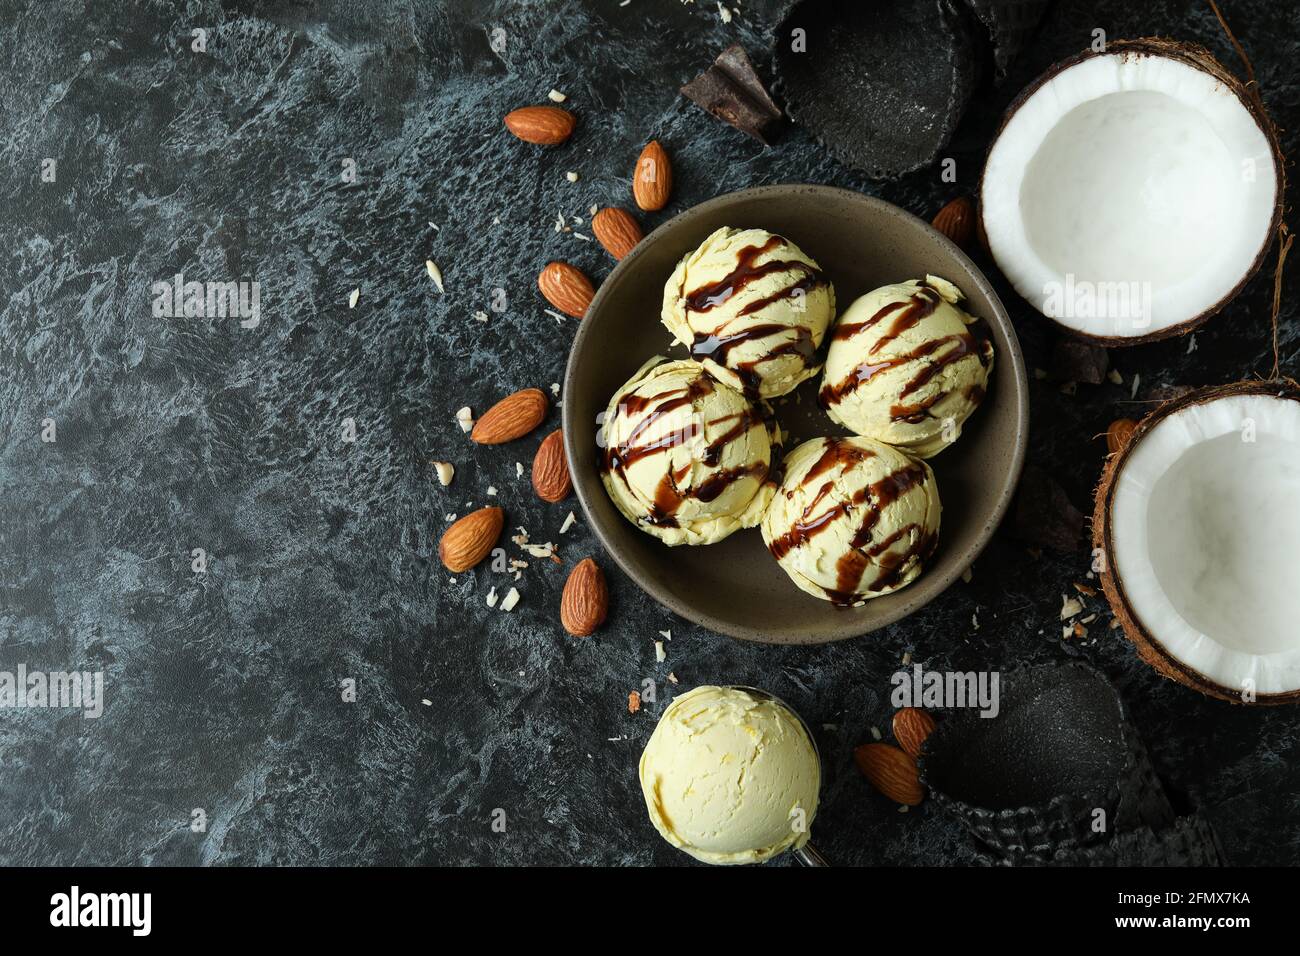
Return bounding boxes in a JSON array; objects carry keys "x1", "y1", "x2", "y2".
[
  {"x1": 683, "y1": 235, "x2": 826, "y2": 315},
  {"x1": 830, "y1": 284, "x2": 938, "y2": 346},
  {"x1": 819, "y1": 333, "x2": 979, "y2": 411},
  {"x1": 701, "y1": 409, "x2": 761, "y2": 467},
  {"x1": 766, "y1": 440, "x2": 934, "y2": 606},
  {"x1": 868, "y1": 286, "x2": 940, "y2": 355},
  {"x1": 694, "y1": 323, "x2": 818, "y2": 400},
  {"x1": 602, "y1": 369, "x2": 766, "y2": 527},
  {"x1": 831, "y1": 298, "x2": 908, "y2": 343}
]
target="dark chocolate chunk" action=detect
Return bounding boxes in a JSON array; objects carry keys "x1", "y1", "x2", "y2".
[
  {"x1": 1011, "y1": 464, "x2": 1084, "y2": 551},
  {"x1": 1051, "y1": 337, "x2": 1110, "y2": 385},
  {"x1": 681, "y1": 44, "x2": 785, "y2": 144}
]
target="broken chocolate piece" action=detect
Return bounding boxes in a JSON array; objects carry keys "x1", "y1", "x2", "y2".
[
  {"x1": 681, "y1": 44, "x2": 785, "y2": 144},
  {"x1": 1012, "y1": 465, "x2": 1084, "y2": 552},
  {"x1": 1051, "y1": 338, "x2": 1109, "y2": 385}
]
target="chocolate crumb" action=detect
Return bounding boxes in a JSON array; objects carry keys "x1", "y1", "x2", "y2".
[
  {"x1": 1051, "y1": 337, "x2": 1109, "y2": 385},
  {"x1": 1011, "y1": 465, "x2": 1084, "y2": 552}
]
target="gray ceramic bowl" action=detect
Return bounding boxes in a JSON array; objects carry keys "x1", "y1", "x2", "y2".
[{"x1": 562, "y1": 184, "x2": 1028, "y2": 644}]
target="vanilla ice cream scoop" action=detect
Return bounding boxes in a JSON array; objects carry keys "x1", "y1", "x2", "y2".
[
  {"x1": 599, "y1": 358, "x2": 775, "y2": 546},
  {"x1": 819, "y1": 276, "x2": 993, "y2": 458},
  {"x1": 639, "y1": 685, "x2": 820, "y2": 865},
  {"x1": 762, "y1": 436, "x2": 941, "y2": 605},
  {"x1": 661, "y1": 227, "x2": 835, "y2": 400}
]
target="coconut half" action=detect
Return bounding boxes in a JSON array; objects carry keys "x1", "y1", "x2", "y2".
[
  {"x1": 981, "y1": 39, "x2": 1282, "y2": 344},
  {"x1": 1094, "y1": 382, "x2": 1300, "y2": 703}
]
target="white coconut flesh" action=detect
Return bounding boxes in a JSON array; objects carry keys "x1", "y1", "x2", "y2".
[
  {"x1": 1110, "y1": 394, "x2": 1300, "y2": 694},
  {"x1": 982, "y1": 52, "x2": 1276, "y2": 339}
]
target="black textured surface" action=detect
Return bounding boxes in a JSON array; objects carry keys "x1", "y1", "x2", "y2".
[
  {"x1": 920, "y1": 662, "x2": 1180, "y2": 859},
  {"x1": 923, "y1": 664, "x2": 1128, "y2": 810},
  {"x1": 2, "y1": 0, "x2": 1299, "y2": 867},
  {"x1": 775, "y1": 0, "x2": 982, "y2": 179}
]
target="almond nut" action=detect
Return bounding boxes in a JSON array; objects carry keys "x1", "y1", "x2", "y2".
[
  {"x1": 632, "y1": 140, "x2": 672, "y2": 211},
  {"x1": 1106, "y1": 418, "x2": 1138, "y2": 455},
  {"x1": 437, "y1": 506, "x2": 504, "y2": 573},
  {"x1": 591, "y1": 207, "x2": 643, "y2": 260},
  {"x1": 853, "y1": 742, "x2": 924, "y2": 806},
  {"x1": 471, "y1": 388, "x2": 548, "y2": 445},
  {"x1": 538, "y1": 261, "x2": 595, "y2": 319},
  {"x1": 531, "y1": 429, "x2": 572, "y2": 503},
  {"x1": 561, "y1": 557, "x2": 609, "y2": 637},
  {"x1": 892, "y1": 708, "x2": 937, "y2": 759},
  {"x1": 503, "y1": 105, "x2": 575, "y2": 146},
  {"x1": 932, "y1": 196, "x2": 975, "y2": 249}
]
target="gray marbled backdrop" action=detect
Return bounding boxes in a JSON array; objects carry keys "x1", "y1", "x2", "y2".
[{"x1": 1, "y1": 0, "x2": 1297, "y2": 866}]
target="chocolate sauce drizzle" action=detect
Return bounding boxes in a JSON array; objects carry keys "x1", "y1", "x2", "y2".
[
  {"x1": 766, "y1": 439, "x2": 936, "y2": 606},
  {"x1": 682, "y1": 235, "x2": 828, "y2": 398},
  {"x1": 693, "y1": 323, "x2": 818, "y2": 399},
  {"x1": 602, "y1": 373, "x2": 767, "y2": 529},
  {"x1": 820, "y1": 283, "x2": 995, "y2": 424}
]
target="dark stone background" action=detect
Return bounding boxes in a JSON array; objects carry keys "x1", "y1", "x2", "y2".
[{"x1": 1, "y1": 0, "x2": 1297, "y2": 866}]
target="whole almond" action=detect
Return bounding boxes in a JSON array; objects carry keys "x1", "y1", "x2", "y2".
[
  {"x1": 561, "y1": 557, "x2": 609, "y2": 637},
  {"x1": 503, "y1": 105, "x2": 575, "y2": 146},
  {"x1": 892, "y1": 708, "x2": 937, "y2": 759},
  {"x1": 538, "y1": 261, "x2": 595, "y2": 318},
  {"x1": 532, "y1": 429, "x2": 571, "y2": 503},
  {"x1": 437, "y1": 506, "x2": 504, "y2": 573},
  {"x1": 1106, "y1": 418, "x2": 1138, "y2": 455},
  {"x1": 854, "y1": 743, "x2": 924, "y2": 806},
  {"x1": 932, "y1": 196, "x2": 975, "y2": 248},
  {"x1": 591, "y1": 207, "x2": 643, "y2": 260},
  {"x1": 632, "y1": 140, "x2": 672, "y2": 211},
  {"x1": 471, "y1": 388, "x2": 548, "y2": 445}
]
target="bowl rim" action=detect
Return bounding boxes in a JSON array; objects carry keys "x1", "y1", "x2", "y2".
[{"x1": 562, "y1": 183, "x2": 1029, "y2": 644}]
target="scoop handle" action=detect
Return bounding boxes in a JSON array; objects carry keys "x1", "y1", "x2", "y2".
[{"x1": 793, "y1": 842, "x2": 830, "y2": 867}]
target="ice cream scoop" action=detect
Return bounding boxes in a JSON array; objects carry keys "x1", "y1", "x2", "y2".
[
  {"x1": 599, "y1": 358, "x2": 774, "y2": 546},
  {"x1": 819, "y1": 276, "x2": 993, "y2": 458},
  {"x1": 661, "y1": 226, "x2": 835, "y2": 400},
  {"x1": 762, "y1": 436, "x2": 941, "y2": 605},
  {"x1": 638, "y1": 684, "x2": 821, "y2": 865}
]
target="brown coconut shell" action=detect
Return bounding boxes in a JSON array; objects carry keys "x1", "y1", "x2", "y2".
[
  {"x1": 979, "y1": 38, "x2": 1286, "y2": 347},
  {"x1": 1092, "y1": 379, "x2": 1300, "y2": 704}
]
